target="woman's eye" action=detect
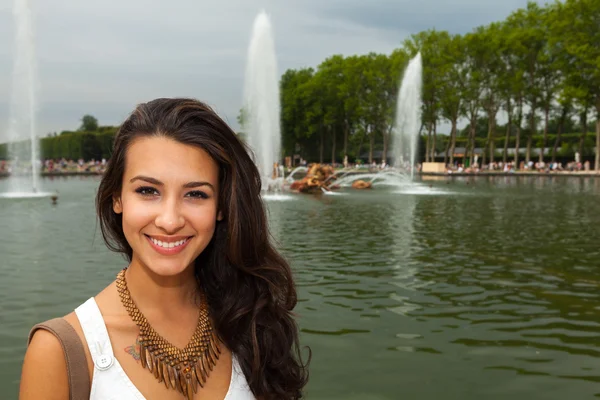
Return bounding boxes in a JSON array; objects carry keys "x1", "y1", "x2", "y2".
[
  {"x1": 135, "y1": 186, "x2": 159, "y2": 196},
  {"x1": 186, "y1": 190, "x2": 209, "y2": 199}
]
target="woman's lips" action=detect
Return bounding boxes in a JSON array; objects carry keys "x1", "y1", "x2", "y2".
[{"x1": 145, "y1": 234, "x2": 192, "y2": 256}]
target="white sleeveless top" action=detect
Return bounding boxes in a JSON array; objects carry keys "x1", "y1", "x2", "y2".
[{"x1": 74, "y1": 298, "x2": 255, "y2": 399}]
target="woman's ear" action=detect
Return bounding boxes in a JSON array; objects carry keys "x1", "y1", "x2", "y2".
[
  {"x1": 217, "y1": 210, "x2": 223, "y2": 221},
  {"x1": 113, "y1": 196, "x2": 123, "y2": 214}
]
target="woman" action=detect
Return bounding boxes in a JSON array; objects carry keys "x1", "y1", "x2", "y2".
[{"x1": 20, "y1": 98, "x2": 310, "y2": 400}]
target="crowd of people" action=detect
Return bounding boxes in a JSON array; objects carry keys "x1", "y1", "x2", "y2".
[
  {"x1": 0, "y1": 156, "x2": 596, "y2": 177},
  {"x1": 0, "y1": 158, "x2": 108, "y2": 175},
  {"x1": 445, "y1": 159, "x2": 592, "y2": 174}
]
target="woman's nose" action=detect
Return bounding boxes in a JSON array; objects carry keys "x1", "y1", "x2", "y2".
[{"x1": 154, "y1": 198, "x2": 185, "y2": 233}]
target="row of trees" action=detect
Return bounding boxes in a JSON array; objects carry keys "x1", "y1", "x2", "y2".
[
  {"x1": 4, "y1": 1, "x2": 599, "y2": 170},
  {"x1": 258, "y1": 0, "x2": 599, "y2": 169},
  {"x1": 0, "y1": 115, "x2": 116, "y2": 162}
]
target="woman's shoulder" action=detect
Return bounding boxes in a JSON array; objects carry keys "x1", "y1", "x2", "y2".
[
  {"x1": 20, "y1": 318, "x2": 72, "y2": 399},
  {"x1": 21, "y1": 283, "x2": 118, "y2": 397},
  {"x1": 21, "y1": 305, "x2": 97, "y2": 400},
  {"x1": 27, "y1": 306, "x2": 92, "y2": 352}
]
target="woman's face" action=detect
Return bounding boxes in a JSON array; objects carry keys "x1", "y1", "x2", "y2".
[{"x1": 113, "y1": 135, "x2": 222, "y2": 277}]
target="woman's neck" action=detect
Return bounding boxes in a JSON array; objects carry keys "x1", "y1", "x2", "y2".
[{"x1": 124, "y1": 259, "x2": 199, "y2": 317}]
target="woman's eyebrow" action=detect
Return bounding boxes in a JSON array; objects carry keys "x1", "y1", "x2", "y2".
[{"x1": 130, "y1": 175, "x2": 215, "y2": 191}]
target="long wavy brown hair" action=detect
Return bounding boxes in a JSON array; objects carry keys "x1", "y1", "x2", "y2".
[{"x1": 96, "y1": 98, "x2": 310, "y2": 399}]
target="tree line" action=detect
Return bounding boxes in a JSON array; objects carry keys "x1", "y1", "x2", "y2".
[
  {"x1": 0, "y1": 115, "x2": 117, "y2": 162},
  {"x1": 254, "y1": 0, "x2": 599, "y2": 169},
  {"x1": 3, "y1": 0, "x2": 599, "y2": 170}
]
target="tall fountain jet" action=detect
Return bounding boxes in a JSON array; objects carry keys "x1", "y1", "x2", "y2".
[
  {"x1": 392, "y1": 53, "x2": 422, "y2": 179},
  {"x1": 242, "y1": 10, "x2": 282, "y2": 190},
  {"x1": 4, "y1": 0, "x2": 40, "y2": 196}
]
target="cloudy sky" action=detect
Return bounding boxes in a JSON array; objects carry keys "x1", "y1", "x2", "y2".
[{"x1": 0, "y1": 0, "x2": 534, "y2": 138}]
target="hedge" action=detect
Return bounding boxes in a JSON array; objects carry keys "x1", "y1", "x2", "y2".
[{"x1": 1, "y1": 129, "x2": 117, "y2": 161}]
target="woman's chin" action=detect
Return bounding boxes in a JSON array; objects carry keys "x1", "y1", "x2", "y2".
[{"x1": 143, "y1": 261, "x2": 194, "y2": 278}]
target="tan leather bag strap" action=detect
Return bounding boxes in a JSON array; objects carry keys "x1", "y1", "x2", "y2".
[{"x1": 28, "y1": 318, "x2": 91, "y2": 400}]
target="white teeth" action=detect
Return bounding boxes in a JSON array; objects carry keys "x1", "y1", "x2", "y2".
[{"x1": 150, "y1": 237, "x2": 188, "y2": 249}]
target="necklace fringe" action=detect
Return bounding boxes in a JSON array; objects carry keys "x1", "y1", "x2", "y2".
[{"x1": 116, "y1": 268, "x2": 221, "y2": 399}]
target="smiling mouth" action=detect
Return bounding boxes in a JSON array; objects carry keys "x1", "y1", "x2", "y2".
[{"x1": 144, "y1": 235, "x2": 192, "y2": 249}]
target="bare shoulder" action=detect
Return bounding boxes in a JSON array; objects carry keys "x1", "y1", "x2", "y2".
[
  {"x1": 19, "y1": 282, "x2": 117, "y2": 400},
  {"x1": 20, "y1": 327, "x2": 69, "y2": 400}
]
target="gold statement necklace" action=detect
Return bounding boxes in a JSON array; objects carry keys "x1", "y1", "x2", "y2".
[{"x1": 116, "y1": 269, "x2": 221, "y2": 400}]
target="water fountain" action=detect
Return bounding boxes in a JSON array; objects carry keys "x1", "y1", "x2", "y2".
[
  {"x1": 314, "y1": 53, "x2": 434, "y2": 195},
  {"x1": 242, "y1": 10, "x2": 283, "y2": 193},
  {"x1": 392, "y1": 52, "x2": 422, "y2": 179},
  {"x1": 240, "y1": 36, "x2": 435, "y2": 196},
  {"x1": 285, "y1": 166, "x2": 308, "y2": 184},
  {"x1": 1, "y1": 0, "x2": 51, "y2": 199}
]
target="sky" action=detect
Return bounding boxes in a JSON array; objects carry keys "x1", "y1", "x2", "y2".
[{"x1": 0, "y1": 0, "x2": 535, "y2": 139}]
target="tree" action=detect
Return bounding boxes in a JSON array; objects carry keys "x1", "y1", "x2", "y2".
[
  {"x1": 338, "y1": 55, "x2": 363, "y2": 161},
  {"x1": 462, "y1": 29, "x2": 488, "y2": 166},
  {"x1": 500, "y1": 15, "x2": 527, "y2": 166},
  {"x1": 551, "y1": 89, "x2": 574, "y2": 162},
  {"x1": 79, "y1": 115, "x2": 99, "y2": 132},
  {"x1": 473, "y1": 22, "x2": 503, "y2": 166},
  {"x1": 537, "y1": 7, "x2": 561, "y2": 163},
  {"x1": 506, "y1": 2, "x2": 546, "y2": 165},
  {"x1": 349, "y1": 53, "x2": 394, "y2": 164},
  {"x1": 403, "y1": 30, "x2": 446, "y2": 163},
  {"x1": 550, "y1": 0, "x2": 600, "y2": 169},
  {"x1": 236, "y1": 108, "x2": 248, "y2": 142},
  {"x1": 439, "y1": 34, "x2": 466, "y2": 165},
  {"x1": 366, "y1": 53, "x2": 397, "y2": 164},
  {"x1": 314, "y1": 55, "x2": 347, "y2": 163},
  {"x1": 280, "y1": 68, "x2": 314, "y2": 161},
  {"x1": 300, "y1": 70, "x2": 329, "y2": 163}
]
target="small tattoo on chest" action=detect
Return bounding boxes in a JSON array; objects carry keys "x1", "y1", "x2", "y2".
[{"x1": 124, "y1": 336, "x2": 141, "y2": 361}]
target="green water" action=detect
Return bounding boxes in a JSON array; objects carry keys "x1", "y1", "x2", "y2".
[{"x1": 1, "y1": 175, "x2": 599, "y2": 399}]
